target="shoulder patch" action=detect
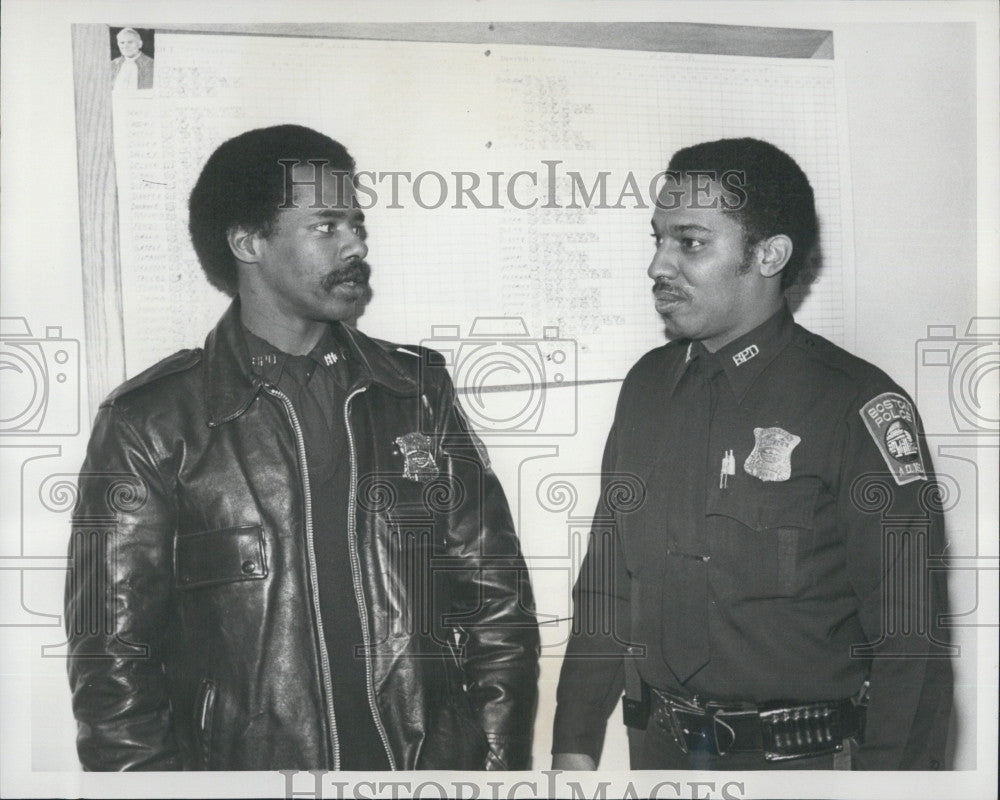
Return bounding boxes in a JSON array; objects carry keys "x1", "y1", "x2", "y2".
[{"x1": 859, "y1": 392, "x2": 927, "y2": 485}]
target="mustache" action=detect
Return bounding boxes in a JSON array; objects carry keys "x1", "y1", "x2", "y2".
[
  {"x1": 321, "y1": 259, "x2": 372, "y2": 292},
  {"x1": 652, "y1": 278, "x2": 683, "y2": 294}
]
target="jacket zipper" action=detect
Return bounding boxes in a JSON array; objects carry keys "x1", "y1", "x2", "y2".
[
  {"x1": 264, "y1": 385, "x2": 341, "y2": 770},
  {"x1": 196, "y1": 678, "x2": 216, "y2": 767},
  {"x1": 343, "y1": 386, "x2": 397, "y2": 770}
]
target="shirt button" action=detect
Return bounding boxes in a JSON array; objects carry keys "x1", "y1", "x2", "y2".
[{"x1": 241, "y1": 560, "x2": 258, "y2": 575}]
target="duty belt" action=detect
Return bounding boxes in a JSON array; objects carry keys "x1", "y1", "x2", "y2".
[{"x1": 648, "y1": 687, "x2": 867, "y2": 762}]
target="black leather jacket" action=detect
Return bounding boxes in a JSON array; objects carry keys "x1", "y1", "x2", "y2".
[{"x1": 65, "y1": 302, "x2": 539, "y2": 771}]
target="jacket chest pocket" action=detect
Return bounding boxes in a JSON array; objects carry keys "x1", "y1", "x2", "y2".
[
  {"x1": 173, "y1": 525, "x2": 268, "y2": 590},
  {"x1": 706, "y1": 478, "x2": 818, "y2": 600}
]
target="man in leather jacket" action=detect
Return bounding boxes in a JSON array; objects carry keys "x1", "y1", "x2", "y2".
[{"x1": 65, "y1": 124, "x2": 540, "y2": 771}]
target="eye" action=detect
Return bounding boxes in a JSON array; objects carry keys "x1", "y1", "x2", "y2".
[
  {"x1": 352, "y1": 224, "x2": 368, "y2": 241},
  {"x1": 650, "y1": 233, "x2": 663, "y2": 248},
  {"x1": 680, "y1": 238, "x2": 704, "y2": 250},
  {"x1": 314, "y1": 223, "x2": 336, "y2": 234}
]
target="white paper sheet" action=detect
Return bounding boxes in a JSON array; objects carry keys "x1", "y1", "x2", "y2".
[{"x1": 113, "y1": 33, "x2": 853, "y2": 384}]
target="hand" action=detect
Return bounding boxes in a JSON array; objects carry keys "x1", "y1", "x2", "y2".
[{"x1": 552, "y1": 752, "x2": 597, "y2": 770}]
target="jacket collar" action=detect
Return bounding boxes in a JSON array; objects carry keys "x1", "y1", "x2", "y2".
[{"x1": 204, "y1": 299, "x2": 417, "y2": 426}]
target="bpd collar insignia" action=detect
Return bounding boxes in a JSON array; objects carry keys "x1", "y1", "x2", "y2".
[
  {"x1": 744, "y1": 426, "x2": 801, "y2": 482},
  {"x1": 732, "y1": 344, "x2": 760, "y2": 366},
  {"x1": 394, "y1": 432, "x2": 438, "y2": 483}
]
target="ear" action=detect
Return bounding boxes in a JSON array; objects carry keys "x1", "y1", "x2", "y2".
[
  {"x1": 227, "y1": 225, "x2": 265, "y2": 266},
  {"x1": 755, "y1": 234, "x2": 793, "y2": 279}
]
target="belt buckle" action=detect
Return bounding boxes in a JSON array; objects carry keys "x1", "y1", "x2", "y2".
[
  {"x1": 662, "y1": 694, "x2": 754, "y2": 757},
  {"x1": 653, "y1": 691, "x2": 701, "y2": 755},
  {"x1": 656, "y1": 692, "x2": 761, "y2": 757},
  {"x1": 708, "y1": 704, "x2": 758, "y2": 756}
]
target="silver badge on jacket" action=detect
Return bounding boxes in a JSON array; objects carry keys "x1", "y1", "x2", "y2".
[
  {"x1": 744, "y1": 426, "x2": 800, "y2": 482},
  {"x1": 394, "y1": 432, "x2": 439, "y2": 483}
]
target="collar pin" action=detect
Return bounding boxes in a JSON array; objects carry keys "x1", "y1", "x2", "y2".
[{"x1": 732, "y1": 344, "x2": 760, "y2": 367}]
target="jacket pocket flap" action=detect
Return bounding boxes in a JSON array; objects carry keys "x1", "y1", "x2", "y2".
[{"x1": 174, "y1": 525, "x2": 267, "y2": 590}]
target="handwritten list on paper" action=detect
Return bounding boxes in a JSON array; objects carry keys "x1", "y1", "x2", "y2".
[{"x1": 112, "y1": 33, "x2": 853, "y2": 382}]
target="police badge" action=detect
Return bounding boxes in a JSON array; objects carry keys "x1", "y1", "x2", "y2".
[
  {"x1": 394, "y1": 432, "x2": 439, "y2": 483},
  {"x1": 744, "y1": 426, "x2": 801, "y2": 482}
]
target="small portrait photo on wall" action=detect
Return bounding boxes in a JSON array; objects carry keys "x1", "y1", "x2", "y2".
[{"x1": 110, "y1": 26, "x2": 154, "y2": 92}]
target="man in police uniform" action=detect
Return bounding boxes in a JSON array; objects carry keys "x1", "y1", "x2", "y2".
[{"x1": 552, "y1": 138, "x2": 953, "y2": 770}]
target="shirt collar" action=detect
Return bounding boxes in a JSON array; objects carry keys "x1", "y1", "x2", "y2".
[
  {"x1": 243, "y1": 324, "x2": 349, "y2": 389},
  {"x1": 666, "y1": 302, "x2": 793, "y2": 402},
  {"x1": 712, "y1": 302, "x2": 794, "y2": 402},
  {"x1": 205, "y1": 300, "x2": 419, "y2": 426}
]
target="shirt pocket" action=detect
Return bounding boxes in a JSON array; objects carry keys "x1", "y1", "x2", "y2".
[
  {"x1": 173, "y1": 525, "x2": 268, "y2": 591},
  {"x1": 706, "y1": 478, "x2": 818, "y2": 600}
]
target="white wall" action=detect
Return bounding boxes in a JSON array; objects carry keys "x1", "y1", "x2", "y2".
[{"x1": 1, "y1": 2, "x2": 996, "y2": 798}]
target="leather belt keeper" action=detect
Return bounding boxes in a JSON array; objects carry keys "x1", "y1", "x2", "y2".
[{"x1": 649, "y1": 688, "x2": 867, "y2": 761}]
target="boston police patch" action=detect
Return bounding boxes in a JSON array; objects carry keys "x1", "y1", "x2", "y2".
[{"x1": 859, "y1": 392, "x2": 927, "y2": 485}]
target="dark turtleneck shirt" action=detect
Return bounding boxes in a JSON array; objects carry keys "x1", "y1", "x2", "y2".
[{"x1": 244, "y1": 323, "x2": 390, "y2": 770}]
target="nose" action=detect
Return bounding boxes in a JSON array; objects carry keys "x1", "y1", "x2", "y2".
[
  {"x1": 648, "y1": 239, "x2": 679, "y2": 281},
  {"x1": 341, "y1": 231, "x2": 368, "y2": 262}
]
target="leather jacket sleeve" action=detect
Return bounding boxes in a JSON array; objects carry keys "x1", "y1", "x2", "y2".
[
  {"x1": 428, "y1": 367, "x2": 541, "y2": 770},
  {"x1": 65, "y1": 403, "x2": 183, "y2": 770}
]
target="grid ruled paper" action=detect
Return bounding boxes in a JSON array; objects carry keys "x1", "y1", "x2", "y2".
[{"x1": 112, "y1": 33, "x2": 853, "y2": 382}]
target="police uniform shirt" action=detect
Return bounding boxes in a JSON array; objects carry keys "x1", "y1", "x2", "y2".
[
  {"x1": 552, "y1": 303, "x2": 953, "y2": 769},
  {"x1": 244, "y1": 324, "x2": 391, "y2": 770}
]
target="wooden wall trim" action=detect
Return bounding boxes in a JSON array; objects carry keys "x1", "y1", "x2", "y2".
[{"x1": 71, "y1": 23, "x2": 126, "y2": 419}]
